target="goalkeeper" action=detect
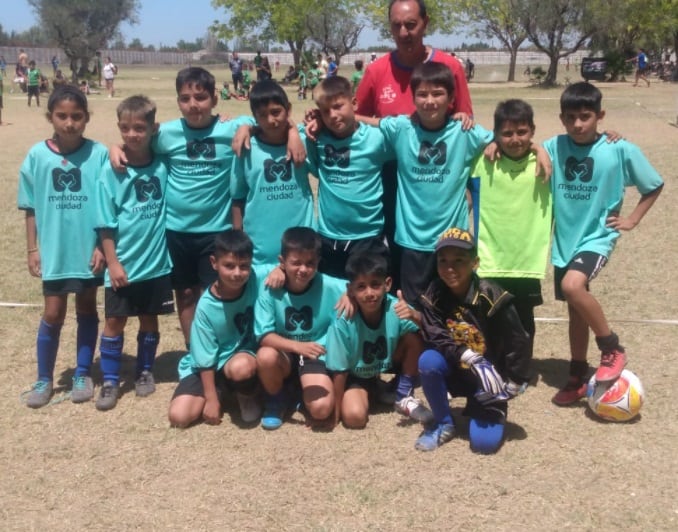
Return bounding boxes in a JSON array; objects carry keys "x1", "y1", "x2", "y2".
[{"x1": 415, "y1": 227, "x2": 531, "y2": 454}]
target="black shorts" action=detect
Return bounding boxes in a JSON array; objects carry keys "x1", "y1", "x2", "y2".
[
  {"x1": 486, "y1": 278, "x2": 543, "y2": 308},
  {"x1": 166, "y1": 230, "x2": 219, "y2": 290},
  {"x1": 345, "y1": 374, "x2": 380, "y2": 393},
  {"x1": 319, "y1": 234, "x2": 389, "y2": 279},
  {"x1": 554, "y1": 251, "x2": 607, "y2": 301},
  {"x1": 296, "y1": 354, "x2": 328, "y2": 377},
  {"x1": 42, "y1": 277, "x2": 103, "y2": 296},
  {"x1": 27, "y1": 85, "x2": 39, "y2": 97},
  {"x1": 398, "y1": 246, "x2": 435, "y2": 309},
  {"x1": 171, "y1": 370, "x2": 234, "y2": 402},
  {"x1": 104, "y1": 275, "x2": 175, "y2": 318}
]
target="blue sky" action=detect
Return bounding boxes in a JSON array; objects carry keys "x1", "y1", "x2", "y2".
[{"x1": 5, "y1": 0, "x2": 464, "y2": 50}]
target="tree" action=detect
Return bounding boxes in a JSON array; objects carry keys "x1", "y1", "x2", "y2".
[
  {"x1": 27, "y1": 0, "x2": 139, "y2": 79},
  {"x1": 362, "y1": 0, "x2": 462, "y2": 39},
  {"x1": 305, "y1": 2, "x2": 365, "y2": 64}
]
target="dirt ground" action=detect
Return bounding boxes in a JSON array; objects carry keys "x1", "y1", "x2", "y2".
[{"x1": 0, "y1": 66, "x2": 677, "y2": 531}]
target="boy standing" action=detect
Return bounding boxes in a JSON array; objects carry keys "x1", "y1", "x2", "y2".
[
  {"x1": 325, "y1": 252, "x2": 432, "y2": 428},
  {"x1": 95, "y1": 95, "x2": 174, "y2": 410},
  {"x1": 416, "y1": 228, "x2": 531, "y2": 454},
  {"x1": 168, "y1": 230, "x2": 262, "y2": 427},
  {"x1": 546, "y1": 82, "x2": 663, "y2": 405},
  {"x1": 27, "y1": 60, "x2": 41, "y2": 107},
  {"x1": 254, "y1": 227, "x2": 349, "y2": 430}
]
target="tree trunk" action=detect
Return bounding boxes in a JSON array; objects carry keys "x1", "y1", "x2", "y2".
[
  {"x1": 544, "y1": 56, "x2": 559, "y2": 86},
  {"x1": 507, "y1": 47, "x2": 519, "y2": 82}
]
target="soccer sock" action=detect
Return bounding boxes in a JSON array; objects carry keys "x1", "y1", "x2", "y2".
[
  {"x1": 136, "y1": 331, "x2": 160, "y2": 378},
  {"x1": 417, "y1": 349, "x2": 454, "y2": 426},
  {"x1": 595, "y1": 331, "x2": 624, "y2": 354},
  {"x1": 99, "y1": 334, "x2": 124, "y2": 384},
  {"x1": 232, "y1": 376, "x2": 258, "y2": 396},
  {"x1": 75, "y1": 313, "x2": 99, "y2": 377},
  {"x1": 395, "y1": 373, "x2": 416, "y2": 401},
  {"x1": 36, "y1": 319, "x2": 62, "y2": 382}
]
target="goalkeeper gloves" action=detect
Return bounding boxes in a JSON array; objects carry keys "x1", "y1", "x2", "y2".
[{"x1": 460, "y1": 349, "x2": 510, "y2": 405}]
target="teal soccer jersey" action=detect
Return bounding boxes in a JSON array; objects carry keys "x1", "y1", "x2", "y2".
[
  {"x1": 325, "y1": 294, "x2": 418, "y2": 378},
  {"x1": 254, "y1": 273, "x2": 346, "y2": 360},
  {"x1": 308, "y1": 123, "x2": 394, "y2": 240},
  {"x1": 545, "y1": 135, "x2": 663, "y2": 267},
  {"x1": 231, "y1": 133, "x2": 315, "y2": 265},
  {"x1": 17, "y1": 139, "x2": 108, "y2": 281},
  {"x1": 96, "y1": 158, "x2": 172, "y2": 286},
  {"x1": 380, "y1": 115, "x2": 493, "y2": 251},
  {"x1": 177, "y1": 266, "x2": 264, "y2": 379},
  {"x1": 154, "y1": 115, "x2": 253, "y2": 233}
]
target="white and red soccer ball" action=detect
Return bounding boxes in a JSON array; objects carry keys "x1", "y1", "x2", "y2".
[{"x1": 587, "y1": 369, "x2": 645, "y2": 422}]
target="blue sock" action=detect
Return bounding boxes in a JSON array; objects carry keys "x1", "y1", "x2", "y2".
[
  {"x1": 75, "y1": 313, "x2": 99, "y2": 377},
  {"x1": 36, "y1": 319, "x2": 61, "y2": 382},
  {"x1": 136, "y1": 331, "x2": 159, "y2": 377},
  {"x1": 418, "y1": 349, "x2": 454, "y2": 426},
  {"x1": 395, "y1": 373, "x2": 416, "y2": 401},
  {"x1": 99, "y1": 334, "x2": 123, "y2": 384}
]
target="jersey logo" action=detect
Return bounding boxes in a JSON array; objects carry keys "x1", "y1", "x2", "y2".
[
  {"x1": 186, "y1": 138, "x2": 216, "y2": 160},
  {"x1": 284, "y1": 306, "x2": 313, "y2": 332},
  {"x1": 133, "y1": 176, "x2": 162, "y2": 202},
  {"x1": 234, "y1": 305, "x2": 254, "y2": 337},
  {"x1": 324, "y1": 145, "x2": 350, "y2": 168},
  {"x1": 379, "y1": 85, "x2": 397, "y2": 104},
  {"x1": 264, "y1": 158, "x2": 292, "y2": 183},
  {"x1": 52, "y1": 168, "x2": 82, "y2": 192},
  {"x1": 418, "y1": 141, "x2": 447, "y2": 165},
  {"x1": 564, "y1": 156, "x2": 594, "y2": 182},
  {"x1": 362, "y1": 336, "x2": 387, "y2": 364}
]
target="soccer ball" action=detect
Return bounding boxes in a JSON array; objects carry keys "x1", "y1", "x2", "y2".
[{"x1": 587, "y1": 369, "x2": 645, "y2": 422}]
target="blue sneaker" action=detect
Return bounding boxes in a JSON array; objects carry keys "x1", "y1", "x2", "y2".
[
  {"x1": 261, "y1": 400, "x2": 285, "y2": 430},
  {"x1": 414, "y1": 422, "x2": 456, "y2": 452}
]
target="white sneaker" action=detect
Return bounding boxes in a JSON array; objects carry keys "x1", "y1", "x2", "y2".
[
  {"x1": 395, "y1": 395, "x2": 434, "y2": 424},
  {"x1": 236, "y1": 392, "x2": 262, "y2": 423}
]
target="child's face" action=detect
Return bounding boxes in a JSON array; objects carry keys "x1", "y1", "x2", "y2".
[
  {"x1": 117, "y1": 112, "x2": 158, "y2": 157},
  {"x1": 253, "y1": 101, "x2": 290, "y2": 142},
  {"x1": 496, "y1": 120, "x2": 534, "y2": 160},
  {"x1": 177, "y1": 82, "x2": 217, "y2": 128},
  {"x1": 279, "y1": 249, "x2": 319, "y2": 293},
  {"x1": 560, "y1": 107, "x2": 605, "y2": 145},
  {"x1": 436, "y1": 247, "x2": 478, "y2": 298},
  {"x1": 317, "y1": 95, "x2": 357, "y2": 138},
  {"x1": 48, "y1": 99, "x2": 89, "y2": 142},
  {"x1": 210, "y1": 252, "x2": 252, "y2": 294},
  {"x1": 413, "y1": 82, "x2": 453, "y2": 129},
  {"x1": 349, "y1": 273, "x2": 392, "y2": 316}
]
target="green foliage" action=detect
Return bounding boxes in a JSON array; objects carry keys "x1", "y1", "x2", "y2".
[{"x1": 361, "y1": 0, "x2": 462, "y2": 39}]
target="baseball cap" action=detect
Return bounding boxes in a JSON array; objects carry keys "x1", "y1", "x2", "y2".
[{"x1": 435, "y1": 227, "x2": 476, "y2": 252}]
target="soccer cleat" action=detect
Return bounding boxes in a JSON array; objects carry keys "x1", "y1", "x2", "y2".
[
  {"x1": 552, "y1": 376, "x2": 588, "y2": 406},
  {"x1": 95, "y1": 381, "x2": 120, "y2": 411},
  {"x1": 414, "y1": 422, "x2": 456, "y2": 452},
  {"x1": 236, "y1": 392, "x2": 262, "y2": 423},
  {"x1": 134, "y1": 371, "x2": 156, "y2": 397},
  {"x1": 595, "y1": 349, "x2": 627, "y2": 382},
  {"x1": 261, "y1": 400, "x2": 285, "y2": 430},
  {"x1": 26, "y1": 380, "x2": 53, "y2": 409},
  {"x1": 395, "y1": 395, "x2": 434, "y2": 424},
  {"x1": 71, "y1": 375, "x2": 94, "y2": 403}
]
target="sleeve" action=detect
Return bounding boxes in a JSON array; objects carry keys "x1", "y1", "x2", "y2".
[
  {"x1": 419, "y1": 285, "x2": 465, "y2": 364},
  {"x1": 469, "y1": 124, "x2": 495, "y2": 158},
  {"x1": 621, "y1": 142, "x2": 664, "y2": 193},
  {"x1": 17, "y1": 152, "x2": 35, "y2": 210},
  {"x1": 95, "y1": 169, "x2": 119, "y2": 230},
  {"x1": 254, "y1": 287, "x2": 277, "y2": 341},
  {"x1": 355, "y1": 64, "x2": 377, "y2": 117},
  {"x1": 324, "y1": 318, "x2": 355, "y2": 372},
  {"x1": 230, "y1": 151, "x2": 248, "y2": 201},
  {"x1": 189, "y1": 300, "x2": 220, "y2": 369},
  {"x1": 494, "y1": 304, "x2": 532, "y2": 384},
  {"x1": 378, "y1": 116, "x2": 401, "y2": 145}
]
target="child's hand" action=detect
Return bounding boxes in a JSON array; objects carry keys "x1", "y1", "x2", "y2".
[
  {"x1": 109, "y1": 144, "x2": 128, "y2": 172},
  {"x1": 483, "y1": 141, "x2": 500, "y2": 162},
  {"x1": 232, "y1": 124, "x2": 252, "y2": 156},
  {"x1": 603, "y1": 130, "x2": 624, "y2": 143},
  {"x1": 202, "y1": 397, "x2": 222, "y2": 425},
  {"x1": 533, "y1": 144, "x2": 552, "y2": 183},
  {"x1": 606, "y1": 212, "x2": 637, "y2": 231},
  {"x1": 264, "y1": 265, "x2": 285, "y2": 289},
  {"x1": 393, "y1": 290, "x2": 420, "y2": 324},
  {"x1": 296, "y1": 341, "x2": 326, "y2": 359},
  {"x1": 108, "y1": 260, "x2": 129, "y2": 290},
  {"x1": 286, "y1": 124, "x2": 307, "y2": 166},
  {"x1": 304, "y1": 109, "x2": 322, "y2": 142},
  {"x1": 452, "y1": 112, "x2": 474, "y2": 130},
  {"x1": 27, "y1": 250, "x2": 41, "y2": 277},
  {"x1": 90, "y1": 248, "x2": 106, "y2": 275},
  {"x1": 335, "y1": 292, "x2": 355, "y2": 319}
]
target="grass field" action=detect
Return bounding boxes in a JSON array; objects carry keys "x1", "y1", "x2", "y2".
[{"x1": 1, "y1": 65, "x2": 677, "y2": 531}]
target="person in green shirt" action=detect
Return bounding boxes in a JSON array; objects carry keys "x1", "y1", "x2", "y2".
[
  {"x1": 351, "y1": 59, "x2": 364, "y2": 94},
  {"x1": 27, "y1": 60, "x2": 41, "y2": 107}
]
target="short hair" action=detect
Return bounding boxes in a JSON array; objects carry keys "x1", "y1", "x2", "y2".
[
  {"x1": 249, "y1": 79, "x2": 289, "y2": 114},
  {"x1": 213, "y1": 229, "x2": 253, "y2": 259},
  {"x1": 175, "y1": 66, "x2": 216, "y2": 96},
  {"x1": 345, "y1": 252, "x2": 390, "y2": 282},
  {"x1": 354, "y1": 59, "x2": 364, "y2": 71},
  {"x1": 314, "y1": 76, "x2": 352, "y2": 107},
  {"x1": 389, "y1": 0, "x2": 427, "y2": 19},
  {"x1": 280, "y1": 227, "x2": 321, "y2": 258},
  {"x1": 116, "y1": 94, "x2": 156, "y2": 124},
  {"x1": 493, "y1": 99, "x2": 535, "y2": 132},
  {"x1": 29, "y1": 60, "x2": 35, "y2": 67},
  {"x1": 410, "y1": 62, "x2": 454, "y2": 95},
  {"x1": 47, "y1": 84, "x2": 89, "y2": 114},
  {"x1": 560, "y1": 81, "x2": 602, "y2": 113}
]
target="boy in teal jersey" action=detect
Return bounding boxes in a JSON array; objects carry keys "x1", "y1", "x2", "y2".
[
  {"x1": 325, "y1": 252, "x2": 432, "y2": 428},
  {"x1": 18, "y1": 86, "x2": 106, "y2": 408},
  {"x1": 231, "y1": 80, "x2": 314, "y2": 267},
  {"x1": 94, "y1": 95, "x2": 175, "y2": 411},
  {"x1": 546, "y1": 82, "x2": 663, "y2": 405},
  {"x1": 255, "y1": 227, "x2": 351, "y2": 430},
  {"x1": 469, "y1": 99, "x2": 551, "y2": 358},
  {"x1": 169, "y1": 230, "x2": 263, "y2": 427},
  {"x1": 27, "y1": 60, "x2": 41, "y2": 107},
  {"x1": 361, "y1": 62, "x2": 494, "y2": 308},
  {"x1": 309, "y1": 76, "x2": 393, "y2": 279}
]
